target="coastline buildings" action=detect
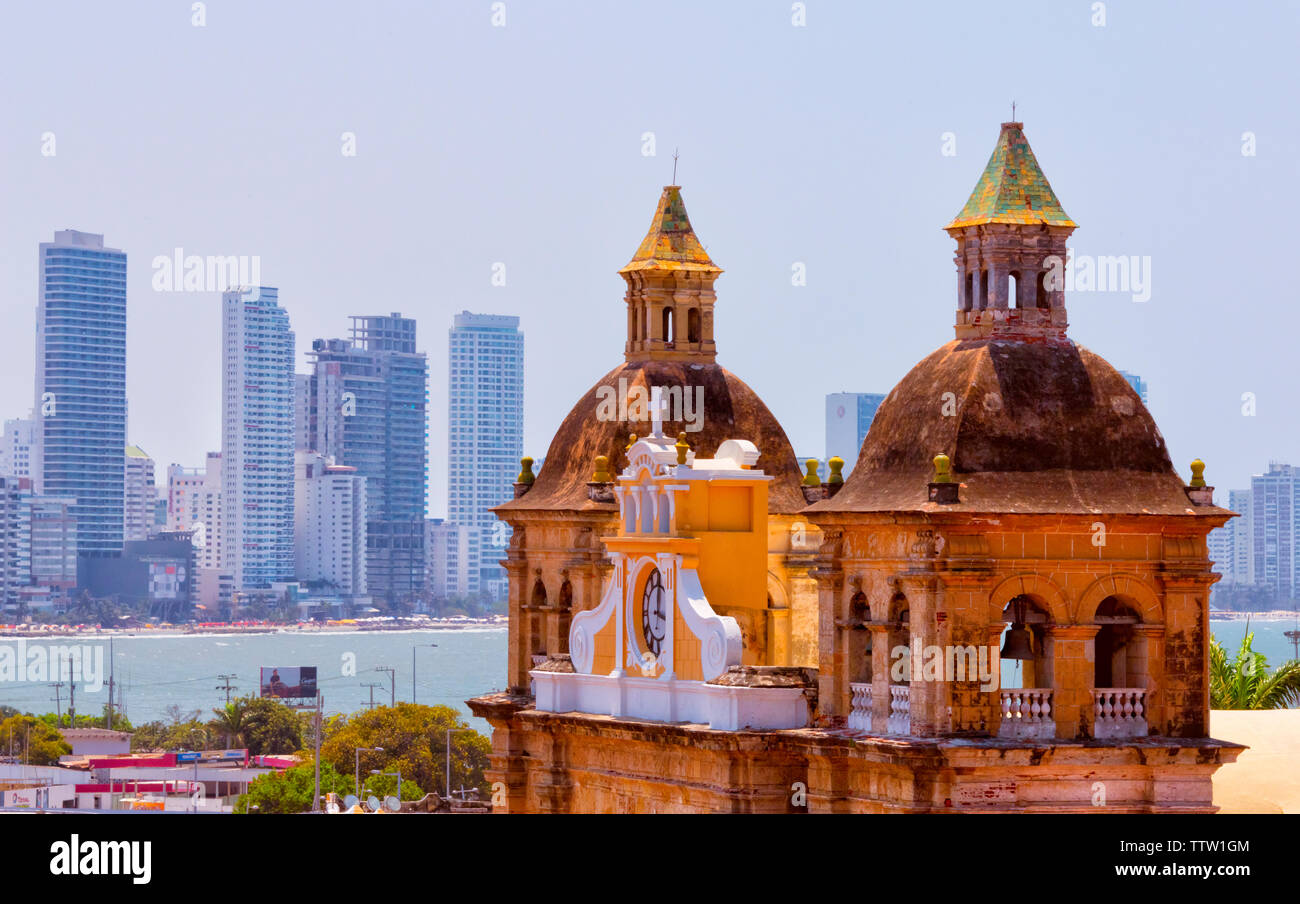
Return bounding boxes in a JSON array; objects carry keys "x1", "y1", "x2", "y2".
[
  {"x1": 298, "y1": 314, "x2": 429, "y2": 607},
  {"x1": 0, "y1": 477, "x2": 77, "y2": 615},
  {"x1": 294, "y1": 451, "x2": 368, "y2": 597},
  {"x1": 425, "y1": 517, "x2": 476, "y2": 599},
  {"x1": 1207, "y1": 465, "x2": 1298, "y2": 605},
  {"x1": 221, "y1": 287, "x2": 295, "y2": 591},
  {"x1": 447, "y1": 312, "x2": 523, "y2": 601},
  {"x1": 123, "y1": 444, "x2": 155, "y2": 542},
  {"x1": 34, "y1": 230, "x2": 128, "y2": 557},
  {"x1": 0, "y1": 417, "x2": 35, "y2": 479},
  {"x1": 166, "y1": 453, "x2": 227, "y2": 607},
  {"x1": 825, "y1": 392, "x2": 886, "y2": 473}
]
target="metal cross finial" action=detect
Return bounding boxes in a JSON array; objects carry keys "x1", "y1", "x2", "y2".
[
  {"x1": 1011, "y1": 100, "x2": 1016, "y2": 121},
  {"x1": 672, "y1": 148, "x2": 679, "y2": 184}
]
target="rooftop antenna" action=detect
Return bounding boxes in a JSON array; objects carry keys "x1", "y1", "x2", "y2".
[{"x1": 672, "y1": 148, "x2": 679, "y2": 184}]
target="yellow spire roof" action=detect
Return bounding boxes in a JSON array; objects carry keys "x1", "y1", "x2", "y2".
[
  {"x1": 619, "y1": 186, "x2": 721, "y2": 275},
  {"x1": 945, "y1": 122, "x2": 1075, "y2": 230}
]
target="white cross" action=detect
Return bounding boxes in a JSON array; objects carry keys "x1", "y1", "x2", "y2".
[{"x1": 649, "y1": 386, "x2": 670, "y2": 438}]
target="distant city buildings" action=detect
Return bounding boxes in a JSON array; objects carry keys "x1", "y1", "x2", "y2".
[
  {"x1": 0, "y1": 477, "x2": 77, "y2": 615},
  {"x1": 123, "y1": 444, "x2": 155, "y2": 542},
  {"x1": 297, "y1": 313, "x2": 429, "y2": 607},
  {"x1": 166, "y1": 452, "x2": 227, "y2": 608},
  {"x1": 221, "y1": 287, "x2": 295, "y2": 590},
  {"x1": 446, "y1": 312, "x2": 524, "y2": 600},
  {"x1": 34, "y1": 230, "x2": 128, "y2": 557},
  {"x1": 426, "y1": 517, "x2": 476, "y2": 599},
  {"x1": 1117, "y1": 370, "x2": 1149, "y2": 405},
  {"x1": 294, "y1": 451, "x2": 368, "y2": 597},
  {"x1": 825, "y1": 392, "x2": 886, "y2": 473},
  {"x1": 1209, "y1": 463, "x2": 1300, "y2": 605},
  {"x1": 0, "y1": 417, "x2": 35, "y2": 479}
]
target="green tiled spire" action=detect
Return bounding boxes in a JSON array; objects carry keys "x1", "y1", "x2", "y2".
[
  {"x1": 945, "y1": 123, "x2": 1075, "y2": 230},
  {"x1": 620, "y1": 186, "x2": 721, "y2": 274}
]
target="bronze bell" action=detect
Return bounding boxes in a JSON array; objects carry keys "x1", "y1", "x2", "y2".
[{"x1": 1000, "y1": 623, "x2": 1034, "y2": 661}]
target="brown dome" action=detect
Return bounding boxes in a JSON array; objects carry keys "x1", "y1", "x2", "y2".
[
  {"x1": 811, "y1": 338, "x2": 1203, "y2": 515},
  {"x1": 499, "y1": 359, "x2": 805, "y2": 514}
]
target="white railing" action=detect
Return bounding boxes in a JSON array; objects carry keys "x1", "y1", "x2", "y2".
[
  {"x1": 1093, "y1": 688, "x2": 1148, "y2": 739},
  {"x1": 997, "y1": 688, "x2": 1054, "y2": 739},
  {"x1": 848, "y1": 683, "x2": 872, "y2": 733},
  {"x1": 531, "y1": 654, "x2": 548, "y2": 667},
  {"x1": 886, "y1": 684, "x2": 911, "y2": 736}
]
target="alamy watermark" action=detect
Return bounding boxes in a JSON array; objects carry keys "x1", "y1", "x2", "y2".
[
  {"x1": 151, "y1": 248, "x2": 261, "y2": 293},
  {"x1": 595, "y1": 379, "x2": 705, "y2": 433},
  {"x1": 0, "y1": 640, "x2": 104, "y2": 691}
]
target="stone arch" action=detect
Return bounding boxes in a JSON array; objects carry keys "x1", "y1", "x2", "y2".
[
  {"x1": 1075, "y1": 573, "x2": 1162, "y2": 625},
  {"x1": 766, "y1": 572, "x2": 789, "y2": 610},
  {"x1": 988, "y1": 573, "x2": 1070, "y2": 627},
  {"x1": 687, "y1": 307, "x2": 701, "y2": 343}
]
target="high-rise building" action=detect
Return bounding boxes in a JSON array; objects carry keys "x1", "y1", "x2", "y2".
[
  {"x1": 167, "y1": 452, "x2": 227, "y2": 607},
  {"x1": 1229, "y1": 488, "x2": 1253, "y2": 586},
  {"x1": 34, "y1": 230, "x2": 128, "y2": 557},
  {"x1": 29, "y1": 492, "x2": 77, "y2": 595},
  {"x1": 1117, "y1": 370, "x2": 1149, "y2": 405},
  {"x1": 294, "y1": 451, "x2": 367, "y2": 597},
  {"x1": 124, "y1": 444, "x2": 155, "y2": 542},
  {"x1": 298, "y1": 313, "x2": 428, "y2": 605},
  {"x1": 221, "y1": 287, "x2": 295, "y2": 590},
  {"x1": 0, "y1": 478, "x2": 33, "y2": 611},
  {"x1": 425, "y1": 517, "x2": 477, "y2": 599},
  {"x1": 825, "y1": 392, "x2": 886, "y2": 474},
  {"x1": 1250, "y1": 462, "x2": 1299, "y2": 599},
  {"x1": 447, "y1": 312, "x2": 523, "y2": 599},
  {"x1": 0, "y1": 417, "x2": 35, "y2": 479}
]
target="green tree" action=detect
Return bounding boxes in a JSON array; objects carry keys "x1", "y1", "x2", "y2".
[
  {"x1": 208, "y1": 701, "x2": 249, "y2": 749},
  {"x1": 0, "y1": 714, "x2": 71, "y2": 765},
  {"x1": 235, "y1": 762, "x2": 351, "y2": 814},
  {"x1": 239, "y1": 696, "x2": 303, "y2": 755},
  {"x1": 320, "y1": 703, "x2": 490, "y2": 798},
  {"x1": 1210, "y1": 629, "x2": 1300, "y2": 710}
]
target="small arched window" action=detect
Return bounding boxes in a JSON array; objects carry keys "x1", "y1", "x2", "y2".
[
  {"x1": 687, "y1": 308, "x2": 701, "y2": 342},
  {"x1": 662, "y1": 306, "x2": 674, "y2": 344},
  {"x1": 1008, "y1": 271, "x2": 1020, "y2": 309}
]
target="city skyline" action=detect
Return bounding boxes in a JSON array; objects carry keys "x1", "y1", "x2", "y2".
[{"x1": 3, "y1": 2, "x2": 1296, "y2": 510}]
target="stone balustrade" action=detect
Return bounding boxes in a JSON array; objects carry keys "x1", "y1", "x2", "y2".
[
  {"x1": 848, "y1": 683, "x2": 872, "y2": 733},
  {"x1": 886, "y1": 684, "x2": 911, "y2": 736},
  {"x1": 1092, "y1": 688, "x2": 1148, "y2": 739},
  {"x1": 997, "y1": 688, "x2": 1054, "y2": 739}
]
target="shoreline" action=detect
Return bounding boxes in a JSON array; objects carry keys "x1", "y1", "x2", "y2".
[{"x1": 0, "y1": 617, "x2": 507, "y2": 639}]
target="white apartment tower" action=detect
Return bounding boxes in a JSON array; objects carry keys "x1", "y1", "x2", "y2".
[
  {"x1": 222, "y1": 287, "x2": 295, "y2": 590},
  {"x1": 294, "y1": 451, "x2": 368, "y2": 596},
  {"x1": 0, "y1": 417, "x2": 35, "y2": 479},
  {"x1": 124, "y1": 444, "x2": 155, "y2": 541},
  {"x1": 447, "y1": 312, "x2": 523, "y2": 600}
]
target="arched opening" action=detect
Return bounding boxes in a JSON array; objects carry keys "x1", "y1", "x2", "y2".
[
  {"x1": 661, "y1": 306, "x2": 674, "y2": 345},
  {"x1": 1094, "y1": 596, "x2": 1142, "y2": 688},
  {"x1": 1036, "y1": 270, "x2": 1050, "y2": 309},
  {"x1": 849, "y1": 590, "x2": 870, "y2": 684},
  {"x1": 963, "y1": 271, "x2": 974, "y2": 311},
  {"x1": 1008, "y1": 271, "x2": 1020, "y2": 309},
  {"x1": 529, "y1": 578, "x2": 548, "y2": 657},
  {"x1": 687, "y1": 307, "x2": 701, "y2": 343},
  {"x1": 979, "y1": 269, "x2": 989, "y2": 310},
  {"x1": 888, "y1": 593, "x2": 910, "y2": 684},
  {"x1": 557, "y1": 580, "x2": 573, "y2": 652},
  {"x1": 999, "y1": 594, "x2": 1051, "y2": 689}
]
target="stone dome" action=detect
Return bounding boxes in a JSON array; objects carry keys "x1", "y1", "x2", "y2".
[
  {"x1": 499, "y1": 359, "x2": 805, "y2": 514},
  {"x1": 810, "y1": 337, "x2": 1202, "y2": 515}
]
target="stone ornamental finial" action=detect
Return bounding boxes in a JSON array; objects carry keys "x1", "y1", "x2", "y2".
[
  {"x1": 827, "y1": 457, "x2": 845, "y2": 485},
  {"x1": 675, "y1": 433, "x2": 690, "y2": 466},
  {"x1": 1189, "y1": 459, "x2": 1206, "y2": 488},
  {"x1": 592, "y1": 455, "x2": 613, "y2": 483},
  {"x1": 802, "y1": 459, "x2": 821, "y2": 487},
  {"x1": 932, "y1": 452, "x2": 953, "y2": 484},
  {"x1": 516, "y1": 457, "x2": 535, "y2": 485},
  {"x1": 625, "y1": 434, "x2": 638, "y2": 452}
]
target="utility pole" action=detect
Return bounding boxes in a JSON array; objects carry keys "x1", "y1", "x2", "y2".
[
  {"x1": 216, "y1": 674, "x2": 238, "y2": 704},
  {"x1": 362, "y1": 683, "x2": 382, "y2": 710},
  {"x1": 376, "y1": 666, "x2": 395, "y2": 708},
  {"x1": 67, "y1": 657, "x2": 76, "y2": 726},
  {"x1": 49, "y1": 681, "x2": 64, "y2": 726},
  {"x1": 313, "y1": 694, "x2": 323, "y2": 813},
  {"x1": 106, "y1": 636, "x2": 114, "y2": 730}
]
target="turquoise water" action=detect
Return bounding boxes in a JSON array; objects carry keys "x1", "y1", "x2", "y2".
[
  {"x1": 3, "y1": 620, "x2": 1296, "y2": 734},
  {"x1": 0, "y1": 628, "x2": 508, "y2": 735}
]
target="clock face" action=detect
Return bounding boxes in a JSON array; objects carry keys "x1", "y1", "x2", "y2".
[{"x1": 641, "y1": 568, "x2": 667, "y2": 658}]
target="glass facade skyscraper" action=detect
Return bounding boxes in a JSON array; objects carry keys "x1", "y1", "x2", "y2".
[
  {"x1": 299, "y1": 313, "x2": 428, "y2": 605},
  {"x1": 447, "y1": 311, "x2": 523, "y2": 599},
  {"x1": 34, "y1": 230, "x2": 128, "y2": 557},
  {"x1": 222, "y1": 287, "x2": 295, "y2": 589}
]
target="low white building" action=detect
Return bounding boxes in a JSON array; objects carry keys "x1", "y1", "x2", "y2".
[{"x1": 59, "y1": 727, "x2": 132, "y2": 757}]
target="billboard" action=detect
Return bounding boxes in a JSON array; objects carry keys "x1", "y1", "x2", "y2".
[{"x1": 260, "y1": 666, "x2": 318, "y2": 699}]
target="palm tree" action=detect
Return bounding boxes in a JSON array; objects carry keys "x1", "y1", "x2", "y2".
[
  {"x1": 1210, "y1": 627, "x2": 1300, "y2": 710},
  {"x1": 210, "y1": 701, "x2": 249, "y2": 749}
]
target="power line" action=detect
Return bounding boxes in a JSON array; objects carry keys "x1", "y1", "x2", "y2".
[{"x1": 216, "y1": 674, "x2": 238, "y2": 705}]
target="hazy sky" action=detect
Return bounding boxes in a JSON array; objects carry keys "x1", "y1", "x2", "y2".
[{"x1": 2, "y1": 1, "x2": 1296, "y2": 515}]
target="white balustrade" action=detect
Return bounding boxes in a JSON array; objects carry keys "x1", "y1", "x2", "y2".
[
  {"x1": 531, "y1": 654, "x2": 548, "y2": 667},
  {"x1": 1092, "y1": 688, "x2": 1148, "y2": 739},
  {"x1": 997, "y1": 688, "x2": 1054, "y2": 740},
  {"x1": 886, "y1": 684, "x2": 911, "y2": 736},
  {"x1": 848, "y1": 683, "x2": 872, "y2": 733}
]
